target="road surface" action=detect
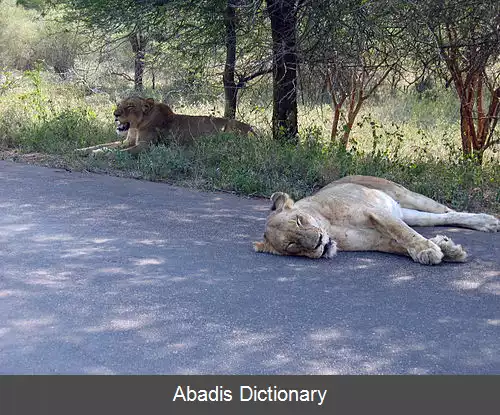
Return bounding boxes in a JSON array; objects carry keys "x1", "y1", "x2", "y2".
[{"x1": 1, "y1": 160, "x2": 499, "y2": 374}]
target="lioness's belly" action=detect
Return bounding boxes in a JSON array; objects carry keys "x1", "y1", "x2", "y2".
[{"x1": 311, "y1": 184, "x2": 403, "y2": 222}]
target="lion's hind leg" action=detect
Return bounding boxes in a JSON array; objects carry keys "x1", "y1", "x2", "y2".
[
  {"x1": 402, "y1": 208, "x2": 499, "y2": 232},
  {"x1": 389, "y1": 188, "x2": 453, "y2": 213},
  {"x1": 334, "y1": 176, "x2": 452, "y2": 213}
]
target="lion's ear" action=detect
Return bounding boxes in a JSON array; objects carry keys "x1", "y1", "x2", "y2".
[
  {"x1": 270, "y1": 192, "x2": 294, "y2": 211},
  {"x1": 142, "y1": 98, "x2": 155, "y2": 113},
  {"x1": 253, "y1": 240, "x2": 279, "y2": 255}
]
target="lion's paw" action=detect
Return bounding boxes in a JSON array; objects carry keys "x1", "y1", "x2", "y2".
[
  {"x1": 408, "y1": 241, "x2": 444, "y2": 265},
  {"x1": 430, "y1": 235, "x2": 467, "y2": 262}
]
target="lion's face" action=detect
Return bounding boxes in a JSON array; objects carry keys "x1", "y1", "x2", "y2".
[
  {"x1": 113, "y1": 97, "x2": 155, "y2": 135},
  {"x1": 254, "y1": 193, "x2": 337, "y2": 259}
]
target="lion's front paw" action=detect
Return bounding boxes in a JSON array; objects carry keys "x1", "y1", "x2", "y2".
[
  {"x1": 470, "y1": 214, "x2": 500, "y2": 232},
  {"x1": 408, "y1": 241, "x2": 444, "y2": 265},
  {"x1": 430, "y1": 235, "x2": 467, "y2": 262}
]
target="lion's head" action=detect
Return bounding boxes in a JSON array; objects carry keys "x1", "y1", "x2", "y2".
[
  {"x1": 113, "y1": 97, "x2": 167, "y2": 136},
  {"x1": 254, "y1": 192, "x2": 337, "y2": 259}
]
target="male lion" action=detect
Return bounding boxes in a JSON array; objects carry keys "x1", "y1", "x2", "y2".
[
  {"x1": 75, "y1": 96, "x2": 254, "y2": 156},
  {"x1": 254, "y1": 175, "x2": 499, "y2": 265}
]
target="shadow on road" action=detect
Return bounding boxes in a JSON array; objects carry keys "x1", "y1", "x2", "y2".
[{"x1": 0, "y1": 163, "x2": 499, "y2": 374}]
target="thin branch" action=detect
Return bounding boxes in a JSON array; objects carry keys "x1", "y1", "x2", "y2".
[{"x1": 110, "y1": 72, "x2": 134, "y2": 82}]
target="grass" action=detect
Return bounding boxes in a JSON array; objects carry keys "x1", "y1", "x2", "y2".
[{"x1": 1, "y1": 69, "x2": 499, "y2": 215}]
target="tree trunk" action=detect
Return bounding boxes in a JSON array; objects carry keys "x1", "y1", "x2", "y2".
[
  {"x1": 341, "y1": 78, "x2": 364, "y2": 148},
  {"x1": 440, "y1": 28, "x2": 499, "y2": 164},
  {"x1": 330, "y1": 103, "x2": 342, "y2": 141},
  {"x1": 450, "y1": 67, "x2": 494, "y2": 163},
  {"x1": 129, "y1": 31, "x2": 147, "y2": 93},
  {"x1": 223, "y1": 0, "x2": 238, "y2": 119},
  {"x1": 266, "y1": 0, "x2": 298, "y2": 143},
  {"x1": 325, "y1": 72, "x2": 347, "y2": 142}
]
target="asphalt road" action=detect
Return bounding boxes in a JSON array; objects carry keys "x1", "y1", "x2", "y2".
[{"x1": 1, "y1": 160, "x2": 499, "y2": 374}]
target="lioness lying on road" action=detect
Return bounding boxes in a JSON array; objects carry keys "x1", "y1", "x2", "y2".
[
  {"x1": 75, "y1": 96, "x2": 254, "y2": 156},
  {"x1": 254, "y1": 175, "x2": 499, "y2": 265}
]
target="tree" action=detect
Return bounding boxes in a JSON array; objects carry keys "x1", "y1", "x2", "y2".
[
  {"x1": 266, "y1": 0, "x2": 299, "y2": 142},
  {"x1": 129, "y1": 30, "x2": 148, "y2": 92},
  {"x1": 59, "y1": 0, "x2": 272, "y2": 117},
  {"x1": 223, "y1": 0, "x2": 238, "y2": 118},
  {"x1": 56, "y1": 0, "x2": 157, "y2": 90},
  {"x1": 299, "y1": 0, "x2": 404, "y2": 147},
  {"x1": 395, "y1": 0, "x2": 500, "y2": 162},
  {"x1": 325, "y1": 58, "x2": 395, "y2": 147},
  {"x1": 224, "y1": 0, "x2": 273, "y2": 119}
]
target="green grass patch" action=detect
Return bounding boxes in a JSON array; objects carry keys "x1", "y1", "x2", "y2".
[{"x1": 59, "y1": 133, "x2": 499, "y2": 215}]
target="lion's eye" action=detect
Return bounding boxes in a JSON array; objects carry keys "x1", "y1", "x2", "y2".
[{"x1": 296, "y1": 216, "x2": 304, "y2": 227}]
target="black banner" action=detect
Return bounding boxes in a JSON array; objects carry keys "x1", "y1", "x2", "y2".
[{"x1": 0, "y1": 376, "x2": 498, "y2": 415}]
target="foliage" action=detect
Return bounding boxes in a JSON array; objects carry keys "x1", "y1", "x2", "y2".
[
  {"x1": 0, "y1": 0, "x2": 499, "y2": 215},
  {"x1": 0, "y1": 67, "x2": 115, "y2": 151},
  {"x1": 389, "y1": 0, "x2": 500, "y2": 161},
  {"x1": 0, "y1": 0, "x2": 42, "y2": 69}
]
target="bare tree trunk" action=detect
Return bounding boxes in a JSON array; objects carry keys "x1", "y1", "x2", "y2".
[
  {"x1": 341, "y1": 75, "x2": 364, "y2": 147},
  {"x1": 448, "y1": 65, "x2": 500, "y2": 164},
  {"x1": 330, "y1": 103, "x2": 342, "y2": 141},
  {"x1": 325, "y1": 74, "x2": 346, "y2": 141},
  {"x1": 266, "y1": 0, "x2": 298, "y2": 143},
  {"x1": 459, "y1": 99, "x2": 475, "y2": 156},
  {"x1": 129, "y1": 31, "x2": 147, "y2": 93},
  {"x1": 223, "y1": 0, "x2": 238, "y2": 119}
]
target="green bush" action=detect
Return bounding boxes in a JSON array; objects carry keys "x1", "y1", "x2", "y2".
[
  {"x1": 0, "y1": 67, "x2": 116, "y2": 152},
  {"x1": 18, "y1": 107, "x2": 115, "y2": 153}
]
